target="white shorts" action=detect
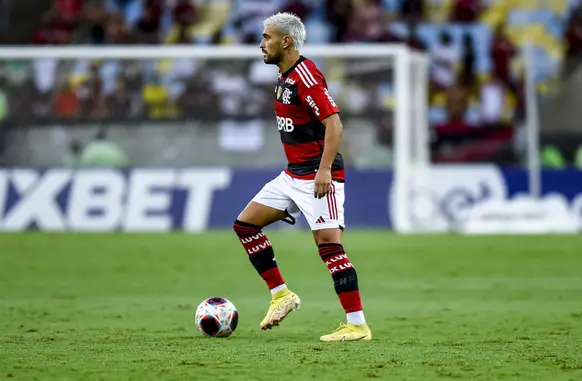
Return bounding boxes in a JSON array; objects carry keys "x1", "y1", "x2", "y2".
[{"x1": 251, "y1": 171, "x2": 345, "y2": 231}]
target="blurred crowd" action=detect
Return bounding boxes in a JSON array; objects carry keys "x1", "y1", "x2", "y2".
[{"x1": 1, "y1": 0, "x2": 582, "y2": 165}]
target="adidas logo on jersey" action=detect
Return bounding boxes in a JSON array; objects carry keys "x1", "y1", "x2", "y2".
[{"x1": 315, "y1": 216, "x2": 326, "y2": 224}]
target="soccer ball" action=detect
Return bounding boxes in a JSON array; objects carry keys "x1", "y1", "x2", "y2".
[{"x1": 194, "y1": 297, "x2": 238, "y2": 338}]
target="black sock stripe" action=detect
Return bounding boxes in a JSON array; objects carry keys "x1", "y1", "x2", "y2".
[
  {"x1": 234, "y1": 225, "x2": 257, "y2": 232},
  {"x1": 319, "y1": 246, "x2": 344, "y2": 251},
  {"x1": 332, "y1": 268, "x2": 359, "y2": 294},
  {"x1": 234, "y1": 219, "x2": 263, "y2": 229},
  {"x1": 249, "y1": 249, "x2": 277, "y2": 274},
  {"x1": 318, "y1": 243, "x2": 343, "y2": 249},
  {"x1": 319, "y1": 248, "x2": 345, "y2": 254},
  {"x1": 234, "y1": 220, "x2": 262, "y2": 236}
]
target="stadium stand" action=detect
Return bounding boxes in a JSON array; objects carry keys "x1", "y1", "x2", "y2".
[{"x1": 1, "y1": 0, "x2": 581, "y2": 165}]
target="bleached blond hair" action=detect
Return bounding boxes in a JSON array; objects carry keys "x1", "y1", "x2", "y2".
[{"x1": 263, "y1": 12, "x2": 307, "y2": 51}]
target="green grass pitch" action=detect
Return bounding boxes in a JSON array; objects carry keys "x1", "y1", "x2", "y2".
[{"x1": 1, "y1": 232, "x2": 582, "y2": 380}]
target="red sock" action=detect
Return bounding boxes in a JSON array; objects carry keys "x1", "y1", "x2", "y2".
[
  {"x1": 318, "y1": 243, "x2": 363, "y2": 313},
  {"x1": 234, "y1": 220, "x2": 285, "y2": 290}
]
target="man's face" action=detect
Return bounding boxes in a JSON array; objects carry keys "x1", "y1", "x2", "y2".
[{"x1": 260, "y1": 25, "x2": 285, "y2": 65}]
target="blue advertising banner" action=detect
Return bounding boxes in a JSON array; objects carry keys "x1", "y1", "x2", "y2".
[{"x1": 0, "y1": 167, "x2": 581, "y2": 232}]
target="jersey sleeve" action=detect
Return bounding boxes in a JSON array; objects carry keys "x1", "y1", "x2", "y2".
[{"x1": 297, "y1": 70, "x2": 340, "y2": 121}]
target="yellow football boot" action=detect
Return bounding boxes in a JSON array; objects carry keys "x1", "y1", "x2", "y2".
[
  {"x1": 320, "y1": 322, "x2": 372, "y2": 342},
  {"x1": 260, "y1": 288, "x2": 301, "y2": 330}
]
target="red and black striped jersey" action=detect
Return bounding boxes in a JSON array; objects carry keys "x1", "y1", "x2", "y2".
[{"x1": 274, "y1": 56, "x2": 344, "y2": 181}]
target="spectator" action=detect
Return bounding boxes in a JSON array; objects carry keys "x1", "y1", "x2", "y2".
[
  {"x1": 431, "y1": 31, "x2": 458, "y2": 92},
  {"x1": 31, "y1": 20, "x2": 56, "y2": 45},
  {"x1": 490, "y1": 23, "x2": 517, "y2": 91},
  {"x1": 62, "y1": 139, "x2": 83, "y2": 167},
  {"x1": 89, "y1": 23, "x2": 107, "y2": 45},
  {"x1": 458, "y1": 33, "x2": 477, "y2": 90},
  {"x1": 178, "y1": 72, "x2": 220, "y2": 119},
  {"x1": 450, "y1": 0, "x2": 482, "y2": 24},
  {"x1": 121, "y1": 61, "x2": 144, "y2": 102},
  {"x1": 444, "y1": 82, "x2": 471, "y2": 127},
  {"x1": 55, "y1": 0, "x2": 83, "y2": 21},
  {"x1": 376, "y1": 113, "x2": 393, "y2": 148},
  {"x1": 51, "y1": 0, "x2": 83, "y2": 40},
  {"x1": 30, "y1": 57, "x2": 59, "y2": 117},
  {"x1": 433, "y1": 81, "x2": 475, "y2": 160},
  {"x1": 479, "y1": 73, "x2": 505, "y2": 125},
  {"x1": 79, "y1": 62, "x2": 108, "y2": 118},
  {"x1": 142, "y1": 73, "x2": 172, "y2": 118},
  {"x1": 106, "y1": 12, "x2": 133, "y2": 44},
  {"x1": 167, "y1": 0, "x2": 198, "y2": 45},
  {"x1": 399, "y1": 0, "x2": 424, "y2": 22},
  {"x1": 325, "y1": 0, "x2": 352, "y2": 42},
  {"x1": 173, "y1": 0, "x2": 197, "y2": 27},
  {"x1": 79, "y1": 129, "x2": 128, "y2": 168},
  {"x1": 281, "y1": 0, "x2": 312, "y2": 21},
  {"x1": 145, "y1": 0, "x2": 164, "y2": 21},
  {"x1": 54, "y1": 80, "x2": 81, "y2": 118},
  {"x1": 563, "y1": 6, "x2": 582, "y2": 79},
  {"x1": 343, "y1": 75, "x2": 378, "y2": 114},
  {"x1": 168, "y1": 23, "x2": 194, "y2": 44},
  {"x1": 343, "y1": 0, "x2": 397, "y2": 43},
  {"x1": 134, "y1": 1, "x2": 162, "y2": 44},
  {"x1": 405, "y1": 20, "x2": 426, "y2": 51},
  {"x1": 83, "y1": 0, "x2": 112, "y2": 45},
  {"x1": 540, "y1": 145, "x2": 566, "y2": 168},
  {"x1": 31, "y1": 11, "x2": 74, "y2": 45},
  {"x1": 106, "y1": 76, "x2": 132, "y2": 118}
]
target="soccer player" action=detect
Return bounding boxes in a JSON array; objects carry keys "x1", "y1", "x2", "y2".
[{"x1": 233, "y1": 12, "x2": 371, "y2": 342}]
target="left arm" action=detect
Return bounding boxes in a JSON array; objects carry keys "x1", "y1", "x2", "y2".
[
  {"x1": 314, "y1": 113, "x2": 342, "y2": 198},
  {"x1": 319, "y1": 113, "x2": 343, "y2": 172}
]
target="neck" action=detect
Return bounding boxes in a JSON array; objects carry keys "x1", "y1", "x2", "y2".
[{"x1": 278, "y1": 50, "x2": 301, "y2": 73}]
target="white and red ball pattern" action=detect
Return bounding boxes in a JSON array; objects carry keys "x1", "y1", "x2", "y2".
[{"x1": 194, "y1": 297, "x2": 238, "y2": 337}]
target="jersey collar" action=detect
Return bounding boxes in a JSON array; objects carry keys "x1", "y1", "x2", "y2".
[{"x1": 281, "y1": 55, "x2": 306, "y2": 78}]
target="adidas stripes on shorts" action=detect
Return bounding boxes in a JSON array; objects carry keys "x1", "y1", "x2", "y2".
[{"x1": 251, "y1": 171, "x2": 345, "y2": 231}]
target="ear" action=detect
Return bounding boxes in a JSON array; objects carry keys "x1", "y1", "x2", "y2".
[{"x1": 282, "y1": 35, "x2": 293, "y2": 50}]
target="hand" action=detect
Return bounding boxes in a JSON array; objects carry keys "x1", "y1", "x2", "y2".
[{"x1": 314, "y1": 169, "x2": 332, "y2": 199}]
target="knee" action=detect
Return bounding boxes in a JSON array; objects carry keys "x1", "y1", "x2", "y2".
[
  {"x1": 313, "y1": 229, "x2": 342, "y2": 246},
  {"x1": 316, "y1": 236, "x2": 337, "y2": 245}
]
